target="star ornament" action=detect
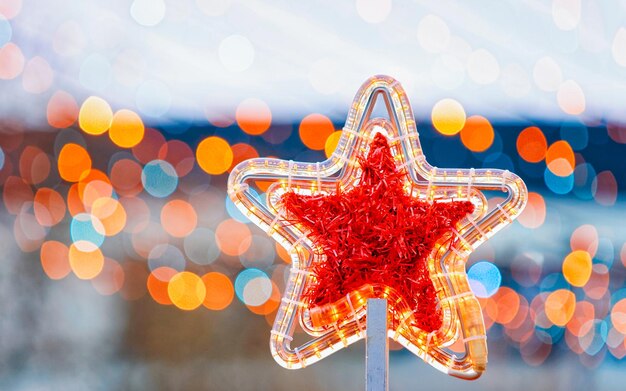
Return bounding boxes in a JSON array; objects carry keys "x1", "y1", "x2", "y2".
[{"x1": 228, "y1": 75, "x2": 527, "y2": 380}]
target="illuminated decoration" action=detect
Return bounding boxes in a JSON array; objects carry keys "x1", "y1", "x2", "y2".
[{"x1": 228, "y1": 75, "x2": 528, "y2": 379}]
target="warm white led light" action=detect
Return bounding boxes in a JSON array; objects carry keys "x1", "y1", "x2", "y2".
[{"x1": 228, "y1": 75, "x2": 527, "y2": 379}]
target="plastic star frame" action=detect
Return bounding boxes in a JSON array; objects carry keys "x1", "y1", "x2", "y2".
[{"x1": 227, "y1": 75, "x2": 527, "y2": 379}]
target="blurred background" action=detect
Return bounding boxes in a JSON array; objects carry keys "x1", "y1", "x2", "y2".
[{"x1": 1, "y1": 0, "x2": 626, "y2": 390}]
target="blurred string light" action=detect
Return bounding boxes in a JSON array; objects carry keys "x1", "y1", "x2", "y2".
[{"x1": 0, "y1": 7, "x2": 626, "y2": 365}]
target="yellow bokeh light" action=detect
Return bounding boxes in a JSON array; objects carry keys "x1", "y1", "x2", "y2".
[
  {"x1": 69, "y1": 243, "x2": 104, "y2": 280},
  {"x1": 562, "y1": 250, "x2": 592, "y2": 287},
  {"x1": 79, "y1": 96, "x2": 113, "y2": 135},
  {"x1": 109, "y1": 109, "x2": 145, "y2": 148},
  {"x1": 431, "y1": 98, "x2": 466, "y2": 136},
  {"x1": 196, "y1": 136, "x2": 233, "y2": 175},
  {"x1": 544, "y1": 289, "x2": 576, "y2": 326},
  {"x1": 324, "y1": 130, "x2": 343, "y2": 158},
  {"x1": 168, "y1": 271, "x2": 206, "y2": 310}
]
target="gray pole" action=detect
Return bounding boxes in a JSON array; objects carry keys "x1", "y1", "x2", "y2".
[{"x1": 366, "y1": 298, "x2": 389, "y2": 391}]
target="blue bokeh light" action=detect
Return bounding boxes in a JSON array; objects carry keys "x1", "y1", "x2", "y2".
[
  {"x1": 544, "y1": 167, "x2": 574, "y2": 195},
  {"x1": 141, "y1": 159, "x2": 178, "y2": 198},
  {"x1": 70, "y1": 213, "x2": 105, "y2": 249},
  {"x1": 467, "y1": 261, "x2": 502, "y2": 298}
]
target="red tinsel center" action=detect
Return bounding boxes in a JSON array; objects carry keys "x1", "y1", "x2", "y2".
[{"x1": 281, "y1": 133, "x2": 474, "y2": 332}]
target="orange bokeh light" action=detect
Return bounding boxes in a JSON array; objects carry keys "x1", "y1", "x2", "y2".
[
  {"x1": 460, "y1": 115, "x2": 494, "y2": 152},
  {"x1": 570, "y1": 224, "x2": 598, "y2": 258},
  {"x1": 611, "y1": 299, "x2": 626, "y2": 334},
  {"x1": 215, "y1": 218, "x2": 251, "y2": 256},
  {"x1": 516, "y1": 126, "x2": 547, "y2": 163},
  {"x1": 110, "y1": 158, "x2": 143, "y2": 196},
  {"x1": 236, "y1": 98, "x2": 272, "y2": 135},
  {"x1": 47, "y1": 90, "x2": 79, "y2": 129},
  {"x1": 0, "y1": 43, "x2": 25, "y2": 80},
  {"x1": 546, "y1": 140, "x2": 575, "y2": 177},
  {"x1": 91, "y1": 197, "x2": 127, "y2": 236},
  {"x1": 34, "y1": 187, "x2": 66, "y2": 227},
  {"x1": 69, "y1": 243, "x2": 104, "y2": 280},
  {"x1": 544, "y1": 289, "x2": 576, "y2": 326},
  {"x1": 147, "y1": 267, "x2": 177, "y2": 305},
  {"x1": 19, "y1": 146, "x2": 50, "y2": 185},
  {"x1": 517, "y1": 192, "x2": 546, "y2": 229},
  {"x1": 161, "y1": 199, "x2": 197, "y2": 238},
  {"x1": 230, "y1": 143, "x2": 259, "y2": 171},
  {"x1": 58, "y1": 143, "x2": 92, "y2": 182},
  {"x1": 40, "y1": 240, "x2": 71, "y2": 280},
  {"x1": 299, "y1": 113, "x2": 335, "y2": 151},
  {"x1": 562, "y1": 250, "x2": 592, "y2": 287},
  {"x1": 196, "y1": 136, "x2": 233, "y2": 175},
  {"x1": 202, "y1": 272, "x2": 234, "y2": 310},
  {"x1": 109, "y1": 109, "x2": 145, "y2": 148}
]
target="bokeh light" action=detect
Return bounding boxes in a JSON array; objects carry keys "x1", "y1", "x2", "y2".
[
  {"x1": 468, "y1": 261, "x2": 502, "y2": 298},
  {"x1": 58, "y1": 143, "x2": 92, "y2": 182},
  {"x1": 460, "y1": 115, "x2": 494, "y2": 152},
  {"x1": 431, "y1": 98, "x2": 466, "y2": 136},
  {"x1": 517, "y1": 126, "x2": 547, "y2": 163},
  {"x1": 562, "y1": 250, "x2": 592, "y2": 287},
  {"x1": 168, "y1": 271, "x2": 206, "y2": 311},
  {"x1": 236, "y1": 98, "x2": 271, "y2": 135},
  {"x1": 235, "y1": 268, "x2": 272, "y2": 306},
  {"x1": 161, "y1": 199, "x2": 197, "y2": 238},
  {"x1": 196, "y1": 136, "x2": 233, "y2": 175},
  {"x1": 202, "y1": 272, "x2": 234, "y2": 310},
  {"x1": 141, "y1": 160, "x2": 178, "y2": 198},
  {"x1": 299, "y1": 113, "x2": 335, "y2": 151},
  {"x1": 68, "y1": 243, "x2": 104, "y2": 280},
  {"x1": 79, "y1": 96, "x2": 113, "y2": 135},
  {"x1": 109, "y1": 109, "x2": 145, "y2": 148}
]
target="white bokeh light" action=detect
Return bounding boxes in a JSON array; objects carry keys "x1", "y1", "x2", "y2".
[
  {"x1": 612, "y1": 28, "x2": 626, "y2": 67},
  {"x1": 552, "y1": 0, "x2": 581, "y2": 31},
  {"x1": 467, "y1": 49, "x2": 500, "y2": 85},
  {"x1": 196, "y1": 0, "x2": 232, "y2": 16},
  {"x1": 242, "y1": 276, "x2": 272, "y2": 306},
  {"x1": 500, "y1": 63, "x2": 531, "y2": 98},
  {"x1": 308, "y1": 58, "x2": 344, "y2": 95},
  {"x1": 136, "y1": 79, "x2": 172, "y2": 117},
  {"x1": 417, "y1": 15, "x2": 451, "y2": 54},
  {"x1": 557, "y1": 79, "x2": 585, "y2": 115},
  {"x1": 218, "y1": 35, "x2": 255, "y2": 72},
  {"x1": 355, "y1": 0, "x2": 392, "y2": 24},
  {"x1": 533, "y1": 56, "x2": 563, "y2": 92},
  {"x1": 130, "y1": 0, "x2": 166, "y2": 27}
]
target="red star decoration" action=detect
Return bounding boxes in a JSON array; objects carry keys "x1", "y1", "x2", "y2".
[
  {"x1": 228, "y1": 75, "x2": 527, "y2": 379},
  {"x1": 281, "y1": 133, "x2": 474, "y2": 332}
]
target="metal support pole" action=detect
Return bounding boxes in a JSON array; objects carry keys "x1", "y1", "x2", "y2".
[{"x1": 366, "y1": 298, "x2": 389, "y2": 391}]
